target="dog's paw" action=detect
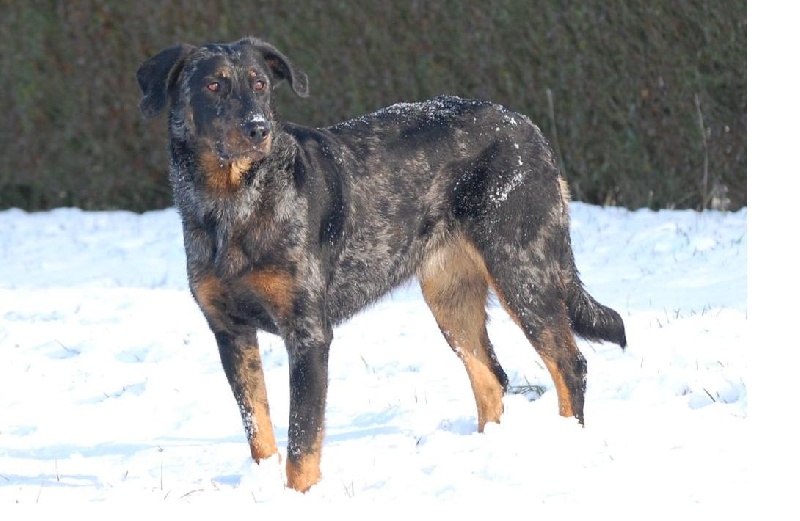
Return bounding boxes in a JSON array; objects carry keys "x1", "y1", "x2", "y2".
[{"x1": 239, "y1": 452, "x2": 285, "y2": 500}]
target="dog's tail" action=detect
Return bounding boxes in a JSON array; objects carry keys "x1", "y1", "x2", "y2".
[
  {"x1": 565, "y1": 275, "x2": 627, "y2": 350},
  {"x1": 554, "y1": 175, "x2": 626, "y2": 349}
]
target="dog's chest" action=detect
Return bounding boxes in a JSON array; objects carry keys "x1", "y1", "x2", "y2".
[
  {"x1": 212, "y1": 235, "x2": 248, "y2": 279},
  {"x1": 206, "y1": 206, "x2": 306, "y2": 280}
]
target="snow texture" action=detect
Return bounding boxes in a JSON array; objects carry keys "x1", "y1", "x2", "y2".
[{"x1": 0, "y1": 203, "x2": 747, "y2": 512}]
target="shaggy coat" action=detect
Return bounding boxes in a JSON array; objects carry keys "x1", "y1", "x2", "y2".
[{"x1": 137, "y1": 37, "x2": 626, "y2": 492}]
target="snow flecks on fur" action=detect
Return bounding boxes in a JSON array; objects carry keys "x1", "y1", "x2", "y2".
[
  {"x1": 331, "y1": 96, "x2": 492, "y2": 131},
  {"x1": 491, "y1": 170, "x2": 529, "y2": 204}
]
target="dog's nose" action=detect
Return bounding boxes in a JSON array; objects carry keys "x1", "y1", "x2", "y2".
[{"x1": 244, "y1": 119, "x2": 270, "y2": 144}]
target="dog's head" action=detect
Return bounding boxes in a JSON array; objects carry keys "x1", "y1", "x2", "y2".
[{"x1": 137, "y1": 37, "x2": 308, "y2": 164}]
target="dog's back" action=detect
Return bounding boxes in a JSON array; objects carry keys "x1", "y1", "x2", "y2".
[
  {"x1": 298, "y1": 97, "x2": 559, "y2": 314},
  {"x1": 300, "y1": 96, "x2": 625, "y2": 349}
]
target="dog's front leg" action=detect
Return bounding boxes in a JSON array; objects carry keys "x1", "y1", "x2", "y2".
[
  {"x1": 283, "y1": 317, "x2": 332, "y2": 493},
  {"x1": 214, "y1": 328, "x2": 279, "y2": 462},
  {"x1": 192, "y1": 275, "x2": 279, "y2": 462}
]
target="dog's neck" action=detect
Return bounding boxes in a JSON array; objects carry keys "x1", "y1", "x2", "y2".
[{"x1": 170, "y1": 129, "x2": 299, "y2": 225}]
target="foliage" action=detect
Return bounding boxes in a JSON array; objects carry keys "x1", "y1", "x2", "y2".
[{"x1": 0, "y1": 0, "x2": 746, "y2": 211}]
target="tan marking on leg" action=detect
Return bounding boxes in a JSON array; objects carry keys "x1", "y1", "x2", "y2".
[
  {"x1": 539, "y1": 320, "x2": 584, "y2": 421},
  {"x1": 192, "y1": 275, "x2": 278, "y2": 457},
  {"x1": 488, "y1": 279, "x2": 585, "y2": 422},
  {"x1": 192, "y1": 275, "x2": 226, "y2": 329},
  {"x1": 461, "y1": 352, "x2": 505, "y2": 431},
  {"x1": 285, "y1": 431, "x2": 323, "y2": 493},
  {"x1": 193, "y1": 275, "x2": 222, "y2": 309},
  {"x1": 239, "y1": 344, "x2": 278, "y2": 461},
  {"x1": 242, "y1": 269, "x2": 295, "y2": 321},
  {"x1": 419, "y1": 236, "x2": 504, "y2": 431},
  {"x1": 541, "y1": 354, "x2": 576, "y2": 418}
]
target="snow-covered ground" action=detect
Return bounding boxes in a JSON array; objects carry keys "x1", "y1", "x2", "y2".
[{"x1": 0, "y1": 203, "x2": 747, "y2": 511}]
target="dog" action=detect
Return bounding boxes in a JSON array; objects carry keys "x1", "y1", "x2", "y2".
[{"x1": 137, "y1": 37, "x2": 626, "y2": 492}]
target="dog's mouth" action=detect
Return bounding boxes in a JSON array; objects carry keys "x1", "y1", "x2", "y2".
[
  {"x1": 197, "y1": 131, "x2": 273, "y2": 193},
  {"x1": 215, "y1": 121, "x2": 275, "y2": 161},
  {"x1": 213, "y1": 138, "x2": 273, "y2": 164}
]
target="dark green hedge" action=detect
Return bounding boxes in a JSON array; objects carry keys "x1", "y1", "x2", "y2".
[{"x1": 0, "y1": 0, "x2": 746, "y2": 211}]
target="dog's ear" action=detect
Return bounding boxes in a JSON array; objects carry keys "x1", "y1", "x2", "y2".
[
  {"x1": 240, "y1": 37, "x2": 309, "y2": 98},
  {"x1": 136, "y1": 44, "x2": 195, "y2": 118}
]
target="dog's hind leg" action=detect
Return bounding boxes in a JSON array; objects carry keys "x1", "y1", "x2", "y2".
[
  {"x1": 418, "y1": 237, "x2": 508, "y2": 432},
  {"x1": 482, "y1": 252, "x2": 588, "y2": 424}
]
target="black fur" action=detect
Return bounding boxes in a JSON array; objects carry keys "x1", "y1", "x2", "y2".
[{"x1": 137, "y1": 37, "x2": 626, "y2": 491}]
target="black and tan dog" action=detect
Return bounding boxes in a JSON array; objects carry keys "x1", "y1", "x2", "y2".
[{"x1": 137, "y1": 37, "x2": 626, "y2": 492}]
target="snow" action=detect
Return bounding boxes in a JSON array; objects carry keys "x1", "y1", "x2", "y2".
[
  {"x1": 490, "y1": 170, "x2": 527, "y2": 203},
  {"x1": 0, "y1": 203, "x2": 747, "y2": 512}
]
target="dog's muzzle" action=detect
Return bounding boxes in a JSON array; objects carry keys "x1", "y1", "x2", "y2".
[{"x1": 243, "y1": 118, "x2": 271, "y2": 146}]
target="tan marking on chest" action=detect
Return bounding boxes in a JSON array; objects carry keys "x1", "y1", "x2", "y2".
[{"x1": 198, "y1": 151, "x2": 254, "y2": 193}]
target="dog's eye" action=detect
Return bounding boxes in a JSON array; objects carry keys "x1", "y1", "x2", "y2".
[
  {"x1": 207, "y1": 82, "x2": 220, "y2": 92},
  {"x1": 253, "y1": 80, "x2": 266, "y2": 91}
]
